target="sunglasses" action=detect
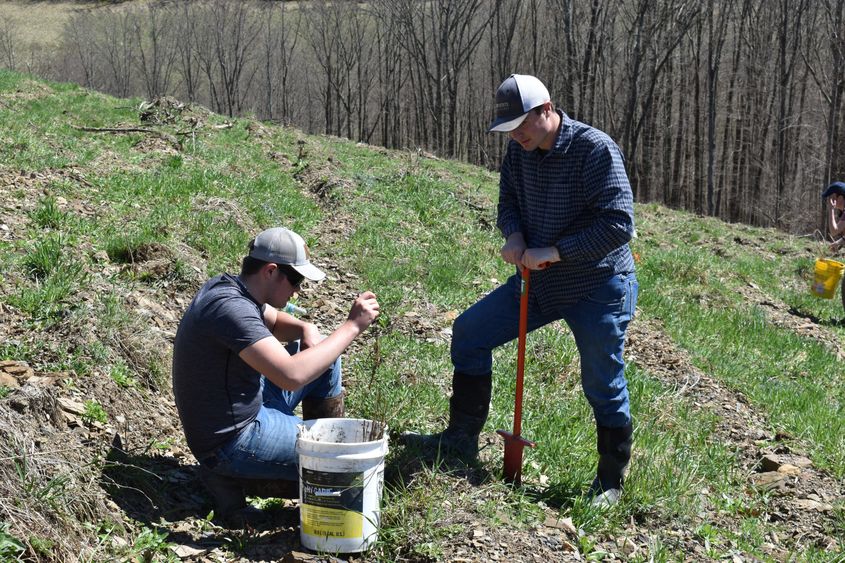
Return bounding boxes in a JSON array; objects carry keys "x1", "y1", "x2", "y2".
[{"x1": 276, "y1": 265, "x2": 304, "y2": 289}]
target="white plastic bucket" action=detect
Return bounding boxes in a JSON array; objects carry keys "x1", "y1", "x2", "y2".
[{"x1": 296, "y1": 418, "x2": 388, "y2": 553}]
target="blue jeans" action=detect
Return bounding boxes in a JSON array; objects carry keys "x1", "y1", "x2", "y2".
[
  {"x1": 451, "y1": 272, "x2": 638, "y2": 428},
  {"x1": 205, "y1": 341, "x2": 342, "y2": 480}
]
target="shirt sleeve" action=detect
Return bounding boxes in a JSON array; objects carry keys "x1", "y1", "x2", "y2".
[
  {"x1": 206, "y1": 294, "x2": 273, "y2": 354},
  {"x1": 555, "y1": 141, "x2": 635, "y2": 262},
  {"x1": 496, "y1": 144, "x2": 522, "y2": 239}
]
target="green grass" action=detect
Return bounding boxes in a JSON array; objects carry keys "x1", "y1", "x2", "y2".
[
  {"x1": 21, "y1": 234, "x2": 64, "y2": 280},
  {"x1": 82, "y1": 401, "x2": 108, "y2": 425},
  {"x1": 30, "y1": 195, "x2": 68, "y2": 229},
  {"x1": 635, "y1": 217, "x2": 845, "y2": 477},
  {"x1": 335, "y1": 155, "x2": 845, "y2": 557},
  {"x1": 1, "y1": 68, "x2": 843, "y2": 560},
  {"x1": 0, "y1": 523, "x2": 25, "y2": 561}
]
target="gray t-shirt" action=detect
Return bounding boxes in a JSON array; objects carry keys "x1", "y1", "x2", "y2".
[{"x1": 172, "y1": 274, "x2": 272, "y2": 457}]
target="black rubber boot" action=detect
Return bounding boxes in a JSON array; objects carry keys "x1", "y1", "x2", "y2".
[
  {"x1": 588, "y1": 423, "x2": 633, "y2": 508},
  {"x1": 401, "y1": 372, "x2": 492, "y2": 462},
  {"x1": 302, "y1": 389, "x2": 345, "y2": 420}
]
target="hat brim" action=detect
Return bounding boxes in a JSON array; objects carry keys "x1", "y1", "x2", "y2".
[
  {"x1": 822, "y1": 182, "x2": 845, "y2": 198},
  {"x1": 488, "y1": 112, "x2": 528, "y2": 133},
  {"x1": 291, "y1": 262, "x2": 326, "y2": 282}
]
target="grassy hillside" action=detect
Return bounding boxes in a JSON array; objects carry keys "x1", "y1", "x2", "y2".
[{"x1": 0, "y1": 69, "x2": 843, "y2": 561}]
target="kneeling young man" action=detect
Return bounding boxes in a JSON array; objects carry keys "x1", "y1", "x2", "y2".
[{"x1": 172, "y1": 227, "x2": 379, "y2": 521}]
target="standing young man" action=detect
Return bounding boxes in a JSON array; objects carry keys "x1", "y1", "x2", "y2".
[
  {"x1": 173, "y1": 227, "x2": 379, "y2": 521},
  {"x1": 406, "y1": 74, "x2": 638, "y2": 507}
]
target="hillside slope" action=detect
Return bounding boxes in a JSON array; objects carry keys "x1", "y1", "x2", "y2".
[{"x1": 0, "y1": 71, "x2": 843, "y2": 561}]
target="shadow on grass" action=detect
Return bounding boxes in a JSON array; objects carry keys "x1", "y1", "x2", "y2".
[
  {"x1": 99, "y1": 434, "x2": 301, "y2": 556},
  {"x1": 100, "y1": 436, "x2": 206, "y2": 524},
  {"x1": 385, "y1": 437, "x2": 493, "y2": 490},
  {"x1": 523, "y1": 482, "x2": 583, "y2": 511},
  {"x1": 821, "y1": 315, "x2": 845, "y2": 328},
  {"x1": 787, "y1": 305, "x2": 845, "y2": 328}
]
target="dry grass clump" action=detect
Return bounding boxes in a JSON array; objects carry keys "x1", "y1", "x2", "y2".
[{"x1": 0, "y1": 391, "x2": 113, "y2": 560}]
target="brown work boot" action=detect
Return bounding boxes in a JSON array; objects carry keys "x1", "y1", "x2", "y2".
[
  {"x1": 242, "y1": 478, "x2": 300, "y2": 499},
  {"x1": 199, "y1": 467, "x2": 300, "y2": 527},
  {"x1": 302, "y1": 389, "x2": 345, "y2": 420},
  {"x1": 198, "y1": 465, "x2": 246, "y2": 515},
  {"x1": 198, "y1": 465, "x2": 272, "y2": 527}
]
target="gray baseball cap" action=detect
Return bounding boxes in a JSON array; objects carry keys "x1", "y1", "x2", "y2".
[
  {"x1": 488, "y1": 74, "x2": 551, "y2": 132},
  {"x1": 249, "y1": 227, "x2": 326, "y2": 282}
]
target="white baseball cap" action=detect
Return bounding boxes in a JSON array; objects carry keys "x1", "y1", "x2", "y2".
[
  {"x1": 488, "y1": 74, "x2": 551, "y2": 132},
  {"x1": 249, "y1": 227, "x2": 326, "y2": 282}
]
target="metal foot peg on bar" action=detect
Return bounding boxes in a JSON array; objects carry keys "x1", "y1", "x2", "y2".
[{"x1": 496, "y1": 429, "x2": 536, "y2": 484}]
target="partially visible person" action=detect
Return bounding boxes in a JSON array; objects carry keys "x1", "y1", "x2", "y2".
[
  {"x1": 172, "y1": 227, "x2": 379, "y2": 523},
  {"x1": 823, "y1": 181, "x2": 845, "y2": 251}
]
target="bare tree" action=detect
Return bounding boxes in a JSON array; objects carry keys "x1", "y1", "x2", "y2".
[
  {"x1": 488, "y1": 0, "x2": 521, "y2": 86},
  {"x1": 705, "y1": 0, "x2": 736, "y2": 216},
  {"x1": 580, "y1": 0, "x2": 615, "y2": 125},
  {"x1": 305, "y1": 1, "x2": 340, "y2": 135},
  {"x1": 193, "y1": 1, "x2": 261, "y2": 117},
  {"x1": 371, "y1": 2, "x2": 410, "y2": 148},
  {"x1": 257, "y1": 2, "x2": 300, "y2": 123},
  {"x1": 0, "y1": 16, "x2": 17, "y2": 70},
  {"x1": 825, "y1": 0, "x2": 845, "y2": 182},
  {"x1": 804, "y1": 0, "x2": 845, "y2": 187},
  {"x1": 620, "y1": 0, "x2": 701, "y2": 200},
  {"x1": 94, "y1": 9, "x2": 136, "y2": 98},
  {"x1": 304, "y1": 1, "x2": 378, "y2": 140},
  {"x1": 349, "y1": 7, "x2": 380, "y2": 143},
  {"x1": 132, "y1": 2, "x2": 178, "y2": 99},
  {"x1": 389, "y1": 0, "x2": 492, "y2": 156},
  {"x1": 716, "y1": 0, "x2": 753, "y2": 220},
  {"x1": 62, "y1": 12, "x2": 100, "y2": 90},
  {"x1": 174, "y1": 2, "x2": 201, "y2": 102},
  {"x1": 773, "y1": 0, "x2": 810, "y2": 226}
]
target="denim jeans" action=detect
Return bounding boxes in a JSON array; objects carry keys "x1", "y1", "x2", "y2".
[
  {"x1": 451, "y1": 272, "x2": 638, "y2": 428},
  {"x1": 204, "y1": 341, "x2": 342, "y2": 480}
]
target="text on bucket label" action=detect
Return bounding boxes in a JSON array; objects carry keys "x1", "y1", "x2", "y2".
[{"x1": 301, "y1": 468, "x2": 365, "y2": 539}]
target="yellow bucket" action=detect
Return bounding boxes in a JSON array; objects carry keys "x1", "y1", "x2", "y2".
[{"x1": 810, "y1": 258, "x2": 845, "y2": 299}]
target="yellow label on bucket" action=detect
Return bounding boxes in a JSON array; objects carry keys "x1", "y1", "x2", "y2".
[
  {"x1": 301, "y1": 504, "x2": 363, "y2": 538},
  {"x1": 301, "y1": 468, "x2": 366, "y2": 540}
]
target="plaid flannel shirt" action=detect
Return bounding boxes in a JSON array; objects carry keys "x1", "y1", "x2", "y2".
[{"x1": 497, "y1": 110, "x2": 635, "y2": 313}]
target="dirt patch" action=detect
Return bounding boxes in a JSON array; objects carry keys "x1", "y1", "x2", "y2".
[
  {"x1": 736, "y1": 280, "x2": 845, "y2": 359},
  {"x1": 0, "y1": 166, "x2": 100, "y2": 240},
  {"x1": 132, "y1": 134, "x2": 181, "y2": 156},
  {"x1": 293, "y1": 155, "x2": 354, "y2": 205},
  {"x1": 86, "y1": 147, "x2": 148, "y2": 175},
  {"x1": 0, "y1": 78, "x2": 56, "y2": 104},
  {"x1": 192, "y1": 196, "x2": 258, "y2": 234},
  {"x1": 625, "y1": 316, "x2": 842, "y2": 557}
]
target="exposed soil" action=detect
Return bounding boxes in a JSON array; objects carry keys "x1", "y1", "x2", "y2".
[
  {"x1": 1, "y1": 129, "x2": 842, "y2": 562},
  {"x1": 625, "y1": 317, "x2": 842, "y2": 559}
]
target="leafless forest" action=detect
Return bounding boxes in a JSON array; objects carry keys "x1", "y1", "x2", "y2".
[{"x1": 2, "y1": 0, "x2": 843, "y2": 234}]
